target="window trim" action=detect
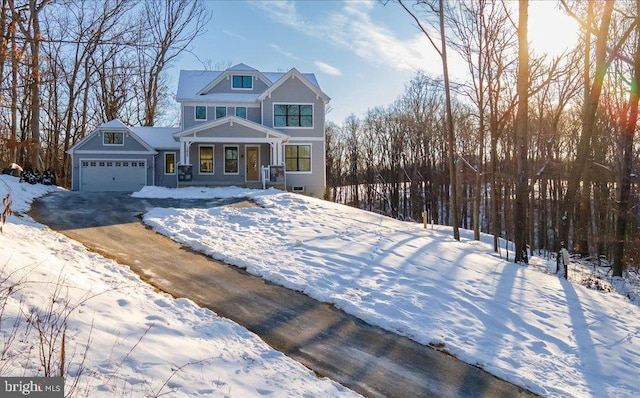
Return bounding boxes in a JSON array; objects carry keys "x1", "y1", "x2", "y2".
[
  {"x1": 215, "y1": 106, "x2": 227, "y2": 119},
  {"x1": 235, "y1": 106, "x2": 247, "y2": 119},
  {"x1": 194, "y1": 106, "x2": 207, "y2": 121},
  {"x1": 223, "y1": 145, "x2": 240, "y2": 175},
  {"x1": 232, "y1": 75, "x2": 253, "y2": 90},
  {"x1": 199, "y1": 145, "x2": 215, "y2": 175},
  {"x1": 164, "y1": 152, "x2": 176, "y2": 175},
  {"x1": 284, "y1": 143, "x2": 312, "y2": 174},
  {"x1": 103, "y1": 131, "x2": 124, "y2": 146},
  {"x1": 273, "y1": 103, "x2": 314, "y2": 129}
]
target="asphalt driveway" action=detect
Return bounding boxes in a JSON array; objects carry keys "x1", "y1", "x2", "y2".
[{"x1": 30, "y1": 191, "x2": 536, "y2": 398}]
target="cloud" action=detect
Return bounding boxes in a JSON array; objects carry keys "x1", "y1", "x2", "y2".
[
  {"x1": 269, "y1": 44, "x2": 301, "y2": 61},
  {"x1": 315, "y1": 61, "x2": 342, "y2": 76},
  {"x1": 223, "y1": 30, "x2": 247, "y2": 41},
  {"x1": 250, "y1": 0, "x2": 441, "y2": 74}
]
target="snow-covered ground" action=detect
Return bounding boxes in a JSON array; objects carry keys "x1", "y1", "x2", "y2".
[
  {"x1": 134, "y1": 185, "x2": 640, "y2": 398},
  {"x1": 0, "y1": 175, "x2": 360, "y2": 397}
]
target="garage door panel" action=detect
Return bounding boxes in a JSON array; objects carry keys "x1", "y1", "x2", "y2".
[{"x1": 81, "y1": 160, "x2": 147, "y2": 192}]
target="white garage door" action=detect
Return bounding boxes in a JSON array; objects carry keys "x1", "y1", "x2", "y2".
[{"x1": 80, "y1": 160, "x2": 147, "y2": 192}]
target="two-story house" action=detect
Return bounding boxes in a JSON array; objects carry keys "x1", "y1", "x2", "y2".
[{"x1": 67, "y1": 63, "x2": 330, "y2": 198}]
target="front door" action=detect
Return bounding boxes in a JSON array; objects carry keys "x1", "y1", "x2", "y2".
[{"x1": 246, "y1": 146, "x2": 260, "y2": 181}]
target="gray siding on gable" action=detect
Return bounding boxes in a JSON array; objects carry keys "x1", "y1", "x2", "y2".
[
  {"x1": 206, "y1": 76, "x2": 269, "y2": 95},
  {"x1": 74, "y1": 130, "x2": 149, "y2": 152},
  {"x1": 194, "y1": 122, "x2": 271, "y2": 139},
  {"x1": 261, "y1": 77, "x2": 325, "y2": 139}
]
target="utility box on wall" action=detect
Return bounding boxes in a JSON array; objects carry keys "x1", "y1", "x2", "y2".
[
  {"x1": 178, "y1": 165, "x2": 193, "y2": 182},
  {"x1": 269, "y1": 165, "x2": 285, "y2": 184}
]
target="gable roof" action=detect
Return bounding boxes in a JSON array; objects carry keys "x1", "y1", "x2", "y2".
[
  {"x1": 195, "y1": 63, "x2": 272, "y2": 97},
  {"x1": 176, "y1": 116, "x2": 289, "y2": 141},
  {"x1": 67, "y1": 120, "x2": 176, "y2": 154},
  {"x1": 228, "y1": 63, "x2": 258, "y2": 71},
  {"x1": 176, "y1": 64, "x2": 328, "y2": 103},
  {"x1": 258, "y1": 68, "x2": 330, "y2": 103},
  {"x1": 130, "y1": 127, "x2": 180, "y2": 150},
  {"x1": 176, "y1": 70, "x2": 223, "y2": 102},
  {"x1": 99, "y1": 119, "x2": 130, "y2": 130}
]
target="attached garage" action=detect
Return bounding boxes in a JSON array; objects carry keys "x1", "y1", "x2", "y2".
[{"x1": 80, "y1": 159, "x2": 147, "y2": 192}]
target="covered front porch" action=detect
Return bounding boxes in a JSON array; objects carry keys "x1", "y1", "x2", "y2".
[{"x1": 175, "y1": 116, "x2": 288, "y2": 188}]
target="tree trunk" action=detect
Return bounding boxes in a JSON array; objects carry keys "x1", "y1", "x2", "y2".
[
  {"x1": 559, "y1": 1, "x2": 613, "y2": 273},
  {"x1": 514, "y1": 0, "x2": 529, "y2": 263},
  {"x1": 439, "y1": 0, "x2": 459, "y2": 240},
  {"x1": 612, "y1": 1, "x2": 640, "y2": 277}
]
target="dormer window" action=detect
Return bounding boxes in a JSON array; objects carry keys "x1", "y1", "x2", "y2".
[
  {"x1": 103, "y1": 131, "x2": 124, "y2": 145},
  {"x1": 232, "y1": 75, "x2": 252, "y2": 89}
]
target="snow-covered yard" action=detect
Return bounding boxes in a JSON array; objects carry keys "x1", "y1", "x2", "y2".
[
  {"x1": 3, "y1": 176, "x2": 640, "y2": 398},
  {"x1": 0, "y1": 175, "x2": 359, "y2": 397},
  {"x1": 134, "y1": 185, "x2": 640, "y2": 398}
]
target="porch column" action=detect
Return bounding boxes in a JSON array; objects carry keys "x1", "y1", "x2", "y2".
[
  {"x1": 180, "y1": 139, "x2": 192, "y2": 165},
  {"x1": 270, "y1": 142, "x2": 277, "y2": 166},
  {"x1": 277, "y1": 141, "x2": 285, "y2": 165}
]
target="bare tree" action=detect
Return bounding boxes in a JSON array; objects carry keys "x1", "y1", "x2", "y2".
[
  {"x1": 136, "y1": 0, "x2": 211, "y2": 126},
  {"x1": 397, "y1": 0, "x2": 459, "y2": 240},
  {"x1": 10, "y1": 0, "x2": 48, "y2": 170},
  {"x1": 514, "y1": 0, "x2": 529, "y2": 263},
  {"x1": 612, "y1": 1, "x2": 640, "y2": 277}
]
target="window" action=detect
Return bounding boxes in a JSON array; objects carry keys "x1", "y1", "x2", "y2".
[
  {"x1": 103, "y1": 131, "x2": 124, "y2": 145},
  {"x1": 195, "y1": 106, "x2": 207, "y2": 121},
  {"x1": 165, "y1": 152, "x2": 176, "y2": 174},
  {"x1": 224, "y1": 146, "x2": 239, "y2": 174},
  {"x1": 274, "y1": 104, "x2": 313, "y2": 127},
  {"x1": 235, "y1": 107, "x2": 247, "y2": 119},
  {"x1": 285, "y1": 144, "x2": 311, "y2": 172},
  {"x1": 232, "y1": 75, "x2": 252, "y2": 89},
  {"x1": 199, "y1": 146, "x2": 214, "y2": 174},
  {"x1": 215, "y1": 106, "x2": 227, "y2": 119}
]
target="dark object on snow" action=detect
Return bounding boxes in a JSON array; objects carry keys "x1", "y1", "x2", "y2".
[
  {"x1": 41, "y1": 169, "x2": 57, "y2": 185},
  {"x1": 19, "y1": 167, "x2": 57, "y2": 186},
  {"x1": 2, "y1": 163, "x2": 23, "y2": 177}
]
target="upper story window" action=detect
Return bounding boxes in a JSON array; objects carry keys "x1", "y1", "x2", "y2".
[
  {"x1": 274, "y1": 104, "x2": 313, "y2": 128},
  {"x1": 235, "y1": 107, "x2": 247, "y2": 119},
  {"x1": 103, "y1": 131, "x2": 124, "y2": 145},
  {"x1": 195, "y1": 106, "x2": 207, "y2": 121},
  {"x1": 215, "y1": 106, "x2": 227, "y2": 119},
  {"x1": 232, "y1": 75, "x2": 252, "y2": 89}
]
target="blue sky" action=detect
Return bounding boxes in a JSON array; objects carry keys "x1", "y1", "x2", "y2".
[{"x1": 169, "y1": 0, "x2": 578, "y2": 125}]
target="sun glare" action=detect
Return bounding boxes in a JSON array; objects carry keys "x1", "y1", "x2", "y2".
[{"x1": 528, "y1": 1, "x2": 581, "y2": 57}]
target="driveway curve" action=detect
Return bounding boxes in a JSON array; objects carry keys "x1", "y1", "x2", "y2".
[{"x1": 30, "y1": 191, "x2": 536, "y2": 398}]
